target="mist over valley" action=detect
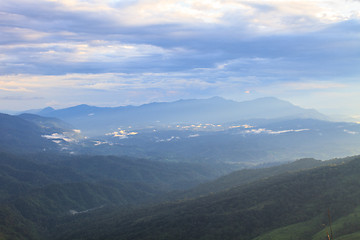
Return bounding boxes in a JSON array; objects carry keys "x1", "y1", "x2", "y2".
[
  {"x1": 2, "y1": 97, "x2": 360, "y2": 239},
  {"x1": 1, "y1": 0, "x2": 360, "y2": 239}
]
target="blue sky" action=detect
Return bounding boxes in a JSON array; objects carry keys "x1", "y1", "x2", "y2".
[{"x1": 0, "y1": 0, "x2": 360, "y2": 119}]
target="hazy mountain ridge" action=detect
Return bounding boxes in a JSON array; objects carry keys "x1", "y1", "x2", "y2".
[
  {"x1": 0, "y1": 113, "x2": 83, "y2": 154},
  {"x1": 76, "y1": 118, "x2": 360, "y2": 165},
  {"x1": 2, "y1": 97, "x2": 360, "y2": 239},
  {"x1": 0, "y1": 113, "x2": 58, "y2": 153},
  {"x1": 1, "y1": 118, "x2": 360, "y2": 240},
  {"x1": 2, "y1": 107, "x2": 360, "y2": 165},
  {"x1": 18, "y1": 113, "x2": 74, "y2": 132},
  {"x1": 36, "y1": 97, "x2": 327, "y2": 136}
]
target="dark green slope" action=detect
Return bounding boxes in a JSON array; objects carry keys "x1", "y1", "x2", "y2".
[
  {"x1": 0, "y1": 181, "x2": 158, "y2": 240},
  {"x1": 53, "y1": 156, "x2": 360, "y2": 240},
  {"x1": 0, "y1": 152, "x2": 224, "y2": 240},
  {"x1": 47, "y1": 155, "x2": 222, "y2": 191},
  {"x1": 0, "y1": 205, "x2": 40, "y2": 240},
  {"x1": 0, "y1": 113, "x2": 57, "y2": 153},
  {"x1": 9, "y1": 181, "x2": 158, "y2": 226},
  {"x1": 17, "y1": 113, "x2": 74, "y2": 133},
  {"x1": 181, "y1": 156, "x2": 354, "y2": 199},
  {"x1": 0, "y1": 152, "x2": 85, "y2": 200},
  {"x1": 0, "y1": 153, "x2": 160, "y2": 240}
]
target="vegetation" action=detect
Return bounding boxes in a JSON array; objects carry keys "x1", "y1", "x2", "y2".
[
  {"x1": 3, "y1": 99, "x2": 360, "y2": 240},
  {"x1": 2, "y1": 111, "x2": 360, "y2": 240},
  {"x1": 0, "y1": 152, "x2": 224, "y2": 239},
  {"x1": 49, "y1": 156, "x2": 360, "y2": 240},
  {"x1": 0, "y1": 113, "x2": 57, "y2": 153}
]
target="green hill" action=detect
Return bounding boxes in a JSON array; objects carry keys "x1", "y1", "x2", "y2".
[
  {"x1": 179, "y1": 156, "x2": 355, "y2": 199},
  {"x1": 0, "y1": 152, "x2": 224, "y2": 239},
  {"x1": 3, "y1": 152, "x2": 360, "y2": 240},
  {"x1": 0, "y1": 113, "x2": 57, "y2": 153},
  {"x1": 52, "y1": 156, "x2": 360, "y2": 240}
]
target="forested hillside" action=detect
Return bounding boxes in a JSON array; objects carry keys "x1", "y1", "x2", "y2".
[
  {"x1": 1, "y1": 100, "x2": 360, "y2": 240},
  {"x1": 52, "y1": 156, "x2": 360, "y2": 240},
  {"x1": 0, "y1": 152, "x2": 224, "y2": 240}
]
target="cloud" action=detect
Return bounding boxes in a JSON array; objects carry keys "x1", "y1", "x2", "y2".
[
  {"x1": 0, "y1": 96, "x2": 43, "y2": 100},
  {"x1": 0, "y1": 86, "x2": 32, "y2": 92},
  {"x1": 1, "y1": 1, "x2": 359, "y2": 74},
  {"x1": 0, "y1": 0, "x2": 359, "y2": 115},
  {"x1": 242, "y1": 128, "x2": 309, "y2": 135},
  {"x1": 188, "y1": 134, "x2": 200, "y2": 138},
  {"x1": 279, "y1": 81, "x2": 347, "y2": 91}
]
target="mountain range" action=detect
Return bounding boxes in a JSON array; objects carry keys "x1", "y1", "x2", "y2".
[
  {"x1": 0, "y1": 112, "x2": 81, "y2": 153},
  {"x1": 52, "y1": 155, "x2": 360, "y2": 240},
  {"x1": 2, "y1": 96, "x2": 360, "y2": 239},
  {"x1": 1, "y1": 97, "x2": 360, "y2": 165},
  {"x1": 35, "y1": 97, "x2": 326, "y2": 136},
  {"x1": 3, "y1": 152, "x2": 360, "y2": 240}
]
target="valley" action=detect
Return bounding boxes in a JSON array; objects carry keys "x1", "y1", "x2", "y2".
[
  {"x1": 1, "y1": 97, "x2": 360, "y2": 240},
  {"x1": 2, "y1": 1, "x2": 358, "y2": 239}
]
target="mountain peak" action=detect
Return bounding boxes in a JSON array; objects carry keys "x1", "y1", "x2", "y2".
[
  {"x1": 208, "y1": 96, "x2": 226, "y2": 101},
  {"x1": 38, "y1": 107, "x2": 55, "y2": 115},
  {"x1": 246, "y1": 96, "x2": 286, "y2": 103},
  {"x1": 33, "y1": 96, "x2": 327, "y2": 136},
  {"x1": 70, "y1": 104, "x2": 93, "y2": 109}
]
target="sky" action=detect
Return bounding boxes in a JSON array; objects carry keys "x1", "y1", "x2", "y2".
[{"x1": 0, "y1": 0, "x2": 360, "y2": 119}]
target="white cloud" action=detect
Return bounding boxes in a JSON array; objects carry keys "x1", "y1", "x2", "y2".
[
  {"x1": 243, "y1": 128, "x2": 309, "y2": 135},
  {"x1": 156, "y1": 136, "x2": 180, "y2": 142},
  {"x1": 344, "y1": 129, "x2": 358, "y2": 135},
  {"x1": 116, "y1": 0, "x2": 225, "y2": 25},
  {"x1": 118, "y1": 0, "x2": 360, "y2": 35},
  {"x1": 42, "y1": 132, "x2": 77, "y2": 142},
  {"x1": 0, "y1": 40, "x2": 178, "y2": 66},
  {"x1": 0, "y1": 0, "x2": 359, "y2": 115},
  {"x1": 277, "y1": 81, "x2": 347, "y2": 91},
  {"x1": 268, "y1": 129, "x2": 310, "y2": 134},
  {"x1": 188, "y1": 134, "x2": 200, "y2": 138},
  {"x1": 106, "y1": 129, "x2": 138, "y2": 138}
]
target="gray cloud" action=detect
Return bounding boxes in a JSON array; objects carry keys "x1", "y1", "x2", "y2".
[
  {"x1": 0, "y1": 0, "x2": 359, "y2": 113},
  {"x1": 0, "y1": 96, "x2": 43, "y2": 100}
]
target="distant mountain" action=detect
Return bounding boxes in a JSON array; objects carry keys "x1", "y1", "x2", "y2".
[
  {"x1": 37, "y1": 97, "x2": 327, "y2": 136},
  {"x1": 75, "y1": 118, "x2": 360, "y2": 165},
  {"x1": 0, "y1": 113, "x2": 80, "y2": 153},
  {"x1": 18, "y1": 113, "x2": 74, "y2": 132},
  {"x1": 0, "y1": 113, "x2": 57, "y2": 153},
  {"x1": 21, "y1": 106, "x2": 55, "y2": 115},
  {"x1": 3, "y1": 109, "x2": 358, "y2": 165}
]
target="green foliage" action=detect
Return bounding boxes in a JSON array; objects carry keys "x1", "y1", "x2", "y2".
[
  {"x1": 52, "y1": 156, "x2": 360, "y2": 240},
  {"x1": 0, "y1": 205, "x2": 40, "y2": 240},
  {"x1": 336, "y1": 232, "x2": 360, "y2": 240},
  {"x1": 256, "y1": 206, "x2": 360, "y2": 240},
  {"x1": 4, "y1": 151, "x2": 360, "y2": 240},
  {"x1": 0, "y1": 151, "x2": 223, "y2": 239},
  {"x1": 252, "y1": 216, "x2": 323, "y2": 240},
  {"x1": 182, "y1": 158, "x2": 326, "y2": 199},
  {"x1": 0, "y1": 113, "x2": 57, "y2": 153},
  {"x1": 312, "y1": 206, "x2": 360, "y2": 240}
]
